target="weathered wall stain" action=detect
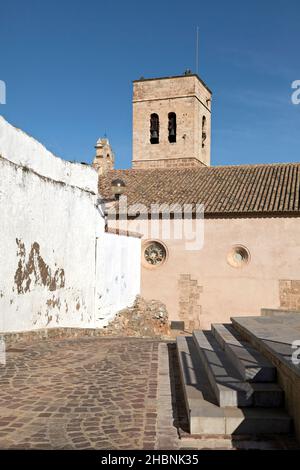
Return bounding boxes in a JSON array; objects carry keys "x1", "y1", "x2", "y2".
[
  {"x1": 14, "y1": 239, "x2": 65, "y2": 294},
  {"x1": 46, "y1": 296, "x2": 62, "y2": 324},
  {"x1": 46, "y1": 297, "x2": 61, "y2": 309}
]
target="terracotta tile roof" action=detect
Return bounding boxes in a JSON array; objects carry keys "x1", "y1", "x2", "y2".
[{"x1": 99, "y1": 162, "x2": 300, "y2": 216}]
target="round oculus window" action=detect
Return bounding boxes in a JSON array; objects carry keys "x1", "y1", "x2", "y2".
[
  {"x1": 227, "y1": 245, "x2": 250, "y2": 268},
  {"x1": 143, "y1": 241, "x2": 167, "y2": 266}
]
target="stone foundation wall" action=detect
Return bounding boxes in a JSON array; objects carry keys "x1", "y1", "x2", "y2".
[
  {"x1": 0, "y1": 296, "x2": 169, "y2": 347},
  {"x1": 0, "y1": 327, "x2": 105, "y2": 348},
  {"x1": 276, "y1": 366, "x2": 300, "y2": 443}
]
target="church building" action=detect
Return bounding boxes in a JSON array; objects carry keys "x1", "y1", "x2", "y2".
[{"x1": 96, "y1": 72, "x2": 300, "y2": 331}]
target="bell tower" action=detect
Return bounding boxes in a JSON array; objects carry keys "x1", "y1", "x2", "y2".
[
  {"x1": 132, "y1": 73, "x2": 212, "y2": 169},
  {"x1": 93, "y1": 137, "x2": 115, "y2": 176}
]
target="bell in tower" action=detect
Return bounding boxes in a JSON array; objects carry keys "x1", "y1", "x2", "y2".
[
  {"x1": 150, "y1": 113, "x2": 159, "y2": 144},
  {"x1": 168, "y1": 112, "x2": 177, "y2": 143}
]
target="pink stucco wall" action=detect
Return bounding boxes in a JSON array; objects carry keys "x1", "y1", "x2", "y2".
[{"x1": 127, "y1": 216, "x2": 300, "y2": 330}]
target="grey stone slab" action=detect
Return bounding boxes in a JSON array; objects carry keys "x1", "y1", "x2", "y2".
[
  {"x1": 177, "y1": 333, "x2": 292, "y2": 438},
  {"x1": 251, "y1": 383, "x2": 284, "y2": 407},
  {"x1": 177, "y1": 332, "x2": 292, "y2": 436},
  {"x1": 176, "y1": 336, "x2": 220, "y2": 406},
  {"x1": 190, "y1": 406, "x2": 226, "y2": 435},
  {"x1": 176, "y1": 336, "x2": 226, "y2": 435},
  {"x1": 212, "y1": 323, "x2": 276, "y2": 382},
  {"x1": 193, "y1": 330, "x2": 254, "y2": 407},
  {"x1": 233, "y1": 315, "x2": 300, "y2": 337},
  {"x1": 224, "y1": 407, "x2": 292, "y2": 435},
  {"x1": 231, "y1": 316, "x2": 300, "y2": 378},
  {"x1": 261, "y1": 308, "x2": 300, "y2": 318}
]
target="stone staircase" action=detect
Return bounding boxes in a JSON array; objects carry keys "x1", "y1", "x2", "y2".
[{"x1": 177, "y1": 321, "x2": 293, "y2": 436}]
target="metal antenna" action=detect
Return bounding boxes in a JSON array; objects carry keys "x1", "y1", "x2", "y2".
[{"x1": 196, "y1": 26, "x2": 199, "y2": 74}]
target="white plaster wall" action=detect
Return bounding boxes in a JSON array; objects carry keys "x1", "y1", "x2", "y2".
[
  {"x1": 0, "y1": 116, "x2": 96, "y2": 193},
  {"x1": 0, "y1": 116, "x2": 140, "y2": 333},
  {"x1": 95, "y1": 233, "x2": 141, "y2": 327}
]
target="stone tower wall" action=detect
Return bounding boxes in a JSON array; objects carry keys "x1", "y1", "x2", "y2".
[{"x1": 132, "y1": 75, "x2": 211, "y2": 169}]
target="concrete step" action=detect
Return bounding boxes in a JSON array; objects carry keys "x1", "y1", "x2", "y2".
[
  {"x1": 224, "y1": 407, "x2": 292, "y2": 436},
  {"x1": 176, "y1": 335, "x2": 292, "y2": 436},
  {"x1": 176, "y1": 335, "x2": 224, "y2": 435},
  {"x1": 193, "y1": 330, "x2": 283, "y2": 408},
  {"x1": 212, "y1": 323, "x2": 276, "y2": 382},
  {"x1": 193, "y1": 330, "x2": 253, "y2": 407},
  {"x1": 251, "y1": 383, "x2": 284, "y2": 407}
]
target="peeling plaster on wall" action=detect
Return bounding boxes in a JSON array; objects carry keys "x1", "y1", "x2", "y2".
[
  {"x1": 0, "y1": 116, "x2": 141, "y2": 333},
  {"x1": 46, "y1": 296, "x2": 61, "y2": 309},
  {"x1": 14, "y1": 239, "x2": 65, "y2": 294},
  {"x1": 0, "y1": 117, "x2": 100, "y2": 332},
  {"x1": 45, "y1": 296, "x2": 62, "y2": 324}
]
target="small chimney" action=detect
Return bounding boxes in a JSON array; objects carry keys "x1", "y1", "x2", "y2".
[{"x1": 92, "y1": 137, "x2": 115, "y2": 176}]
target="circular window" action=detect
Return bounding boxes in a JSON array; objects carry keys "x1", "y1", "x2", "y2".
[
  {"x1": 227, "y1": 245, "x2": 250, "y2": 268},
  {"x1": 143, "y1": 241, "x2": 167, "y2": 267}
]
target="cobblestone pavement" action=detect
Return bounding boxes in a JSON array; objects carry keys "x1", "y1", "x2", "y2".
[
  {"x1": 0, "y1": 337, "x2": 160, "y2": 449},
  {"x1": 0, "y1": 336, "x2": 298, "y2": 450}
]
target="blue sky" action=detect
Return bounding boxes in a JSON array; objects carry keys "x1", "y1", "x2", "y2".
[{"x1": 1, "y1": 0, "x2": 299, "y2": 168}]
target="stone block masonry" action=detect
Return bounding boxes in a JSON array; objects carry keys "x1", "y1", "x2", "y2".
[
  {"x1": 178, "y1": 274, "x2": 202, "y2": 331},
  {"x1": 279, "y1": 280, "x2": 300, "y2": 311},
  {"x1": 132, "y1": 157, "x2": 205, "y2": 169},
  {"x1": 132, "y1": 75, "x2": 211, "y2": 169}
]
